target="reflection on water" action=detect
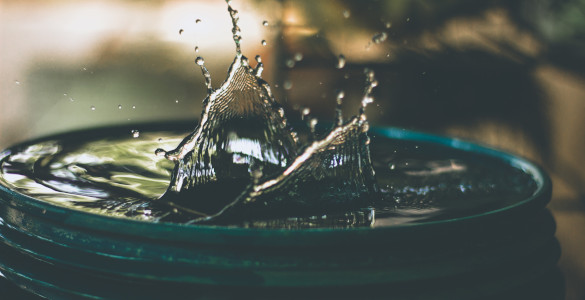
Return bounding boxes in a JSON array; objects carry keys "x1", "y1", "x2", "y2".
[{"x1": 0, "y1": 127, "x2": 537, "y2": 228}]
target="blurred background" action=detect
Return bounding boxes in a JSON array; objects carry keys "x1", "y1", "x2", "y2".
[{"x1": 1, "y1": 0, "x2": 584, "y2": 298}]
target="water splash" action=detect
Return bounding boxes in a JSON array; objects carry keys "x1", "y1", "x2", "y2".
[{"x1": 155, "y1": 1, "x2": 378, "y2": 223}]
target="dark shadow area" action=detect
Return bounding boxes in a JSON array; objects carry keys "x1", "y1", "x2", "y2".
[{"x1": 370, "y1": 47, "x2": 550, "y2": 159}]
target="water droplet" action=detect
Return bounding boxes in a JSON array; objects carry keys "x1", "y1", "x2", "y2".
[
  {"x1": 69, "y1": 97, "x2": 75, "y2": 102},
  {"x1": 283, "y1": 80, "x2": 293, "y2": 90},
  {"x1": 14, "y1": 80, "x2": 20, "y2": 85},
  {"x1": 385, "y1": 22, "x2": 392, "y2": 29},
  {"x1": 63, "y1": 93, "x2": 68, "y2": 96},
  {"x1": 195, "y1": 19, "x2": 202, "y2": 24},
  {"x1": 342, "y1": 10, "x2": 350, "y2": 18},
  {"x1": 132, "y1": 105, "x2": 136, "y2": 109},
  {"x1": 255, "y1": 55, "x2": 262, "y2": 63},
  {"x1": 293, "y1": 52, "x2": 303, "y2": 62},
  {"x1": 336, "y1": 54, "x2": 346, "y2": 69},
  {"x1": 251, "y1": 165, "x2": 263, "y2": 184},
  {"x1": 372, "y1": 32, "x2": 388, "y2": 44},
  {"x1": 118, "y1": 105, "x2": 122, "y2": 109},
  {"x1": 262, "y1": 20, "x2": 269, "y2": 26},
  {"x1": 335, "y1": 90, "x2": 345, "y2": 126},
  {"x1": 175, "y1": 99, "x2": 179, "y2": 104},
  {"x1": 196, "y1": 57, "x2": 205, "y2": 65},
  {"x1": 179, "y1": 29, "x2": 184, "y2": 35},
  {"x1": 90, "y1": 106, "x2": 96, "y2": 111},
  {"x1": 301, "y1": 107, "x2": 311, "y2": 117},
  {"x1": 336, "y1": 90, "x2": 345, "y2": 104},
  {"x1": 261, "y1": 40, "x2": 267, "y2": 46},
  {"x1": 285, "y1": 59, "x2": 295, "y2": 68},
  {"x1": 406, "y1": 17, "x2": 411, "y2": 22},
  {"x1": 82, "y1": 67, "x2": 87, "y2": 71},
  {"x1": 195, "y1": 46, "x2": 199, "y2": 53},
  {"x1": 309, "y1": 118, "x2": 318, "y2": 131},
  {"x1": 131, "y1": 130, "x2": 140, "y2": 138}
]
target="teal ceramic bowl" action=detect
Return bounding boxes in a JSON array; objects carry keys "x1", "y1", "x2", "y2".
[{"x1": 0, "y1": 123, "x2": 557, "y2": 299}]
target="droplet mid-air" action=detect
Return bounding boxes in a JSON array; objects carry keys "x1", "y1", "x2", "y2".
[
  {"x1": 283, "y1": 80, "x2": 293, "y2": 90},
  {"x1": 372, "y1": 32, "x2": 388, "y2": 44},
  {"x1": 336, "y1": 54, "x2": 346, "y2": 69},
  {"x1": 294, "y1": 52, "x2": 303, "y2": 62}
]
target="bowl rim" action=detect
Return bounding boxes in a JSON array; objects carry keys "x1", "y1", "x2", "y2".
[{"x1": 0, "y1": 122, "x2": 552, "y2": 245}]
